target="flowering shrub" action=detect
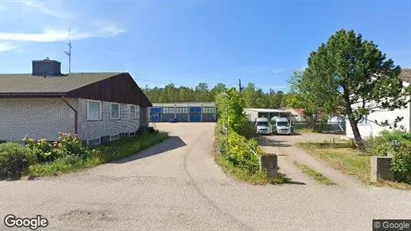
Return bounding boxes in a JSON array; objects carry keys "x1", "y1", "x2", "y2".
[
  {"x1": 23, "y1": 132, "x2": 86, "y2": 163},
  {"x1": 23, "y1": 137, "x2": 60, "y2": 162},
  {"x1": 56, "y1": 132, "x2": 86, "y2": 157}
]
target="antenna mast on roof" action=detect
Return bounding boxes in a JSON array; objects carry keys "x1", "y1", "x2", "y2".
[{"x1": 64, "y1": 26, "x2": 72, "y2": 73}]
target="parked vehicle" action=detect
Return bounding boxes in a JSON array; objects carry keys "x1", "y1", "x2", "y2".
[
  {"x1": 255, "y1": 117, "x2": 273, "y2": 135},
  {"x1": 271, "y1": 117, "x2": 291, "y2": 135}
]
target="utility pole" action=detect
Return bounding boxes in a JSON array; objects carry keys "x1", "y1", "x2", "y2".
[
  {"x1": 239, "y1": 79, "x2": 243, "y2": 92},
  {"x1": 64, "y1": 26, "x2": 72, "y2": 73}
]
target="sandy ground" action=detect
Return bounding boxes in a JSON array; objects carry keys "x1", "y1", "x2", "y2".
[{"x1": 1, "y1": 123, "x2": 410, "y2": 231}]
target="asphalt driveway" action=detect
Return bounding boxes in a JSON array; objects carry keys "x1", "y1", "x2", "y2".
[{"x1": 1, "y1": 123, "x2": 411, "y2": 230}]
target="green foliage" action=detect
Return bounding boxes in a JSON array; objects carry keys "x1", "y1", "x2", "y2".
[
  {"x1": 391, "y1": 143, "x2": 411, "y2": 184},
  {"x1": 214, "y1": 89, "x2": 262, "y2": 175},
  {"x1": 96, "y1": 131, "x2": 168, "y2": 163},
  {"x1": 224, "y1": 132, "x2": 261, "y2": 174},
  {"x1": 291, "y1": 29, "x2": 410, "y2": 151},
  {"x1": 55, "y1": 132, "x2": 87, "y2": 157},
  {"x1": 28, "y1": 132, "x2": 168, "y2": 177},
  {"x1": 23, "y1": 137, "x2": 60, "y2": 163},
  {"x1": 24, "y1": 133, "x2": 88, "y2": 163},
  {"x1": 365, "y1": 130, "x2": 411, "y2": 156},
  {"x1": 143, "y1": 82, "x2": 293, "y2": 109},
  {"x1": 216, "y1": 88, "x2": 255, "y2": 139},
  {"x1": 29, "y1": 155, "x2": 90, "y2": 176},
  {"x1": 214, "y1": 129, "x2": 287, "y2": 185},
  {"x1": 364, "y1": 130, "x2": 411, "y2": 184},
  {"x1": 364, "y1": 136, "x2": 391, "y2": 156},
  {"x1": 0, "y1": 143, "x2": 34, "y2": 178}
]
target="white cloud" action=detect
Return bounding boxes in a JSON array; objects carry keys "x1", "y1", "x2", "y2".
[
  {"x1": 0, "y1": 25, "x2": 126, "y2": 42},
  {"x1": 0, "y1": 42, "x2": 19, "y2": 52},
  {"x1": 20, "y1": 0, "x2": 74, "y2": 19},
  {"x1": 271, "y1": 68, "x2": 284, "y2": 74}
]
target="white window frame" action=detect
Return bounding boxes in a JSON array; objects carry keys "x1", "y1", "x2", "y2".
[
  {"x1": 129, "y1": 105, "x2": 136, "y2": 119},
  {"x1": 110, "y1": 103, "x2": 121, "y2": 120},
  {"x1": 87, "y1": 100, "x2": 102, "y2": 121}
]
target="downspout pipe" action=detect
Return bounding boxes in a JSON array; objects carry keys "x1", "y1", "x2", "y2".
[{"x1": 62, "y1": 97, "x2": 78, "y2": 135}]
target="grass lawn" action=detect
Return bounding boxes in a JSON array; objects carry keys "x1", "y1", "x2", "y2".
[
  {"x1": 293, "y1": 161, "x2": 336, "y2": 185},
  {"x1": 28, "y1": 132, "x2": 169, "y2": 177},
  {"x1": 298, "y1": 143, "x2": 411, "y2": 190}
]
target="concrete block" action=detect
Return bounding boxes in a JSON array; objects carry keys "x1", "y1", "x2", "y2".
[
  {"x1": 370, "y1": 156, "x2": 394, "y2": 182},
  {"x1": 260, "y1": 154, "x2": 278, "y2": 177}
]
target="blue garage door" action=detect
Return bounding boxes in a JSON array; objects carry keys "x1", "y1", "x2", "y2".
[
  {"x1": 150, "y1": 107, "x2": 162, "y2": 122},
  {"x1": 189, "y1": 107, "x2": 201, "y2": 122}
]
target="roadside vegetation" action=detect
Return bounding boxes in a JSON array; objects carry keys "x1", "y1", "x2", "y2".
[
  {"x1": 299, "y1": 130, "x2": 411, "y2": 189},
  {"x1": 214, "y1": 88, "x2": 289, "y2": 185},
  {"x1": 293, "y1": 161, "x2": 336, "y2": 185},
  {"x1": 0, "y1": 130, "x2": 168, "y2": 179}
]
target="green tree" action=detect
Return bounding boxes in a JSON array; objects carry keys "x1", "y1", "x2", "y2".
[
  {"x1": 216, "y1": 88, "x2": 254, "y2": 138},
  {"x1": 210, "y1": 83, "x2": 227, "y2": 100},
  {"x1": 292, "y1": 29, "x2": 410, "y2": 152}
]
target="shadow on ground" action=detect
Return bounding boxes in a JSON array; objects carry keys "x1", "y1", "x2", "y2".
[
  {"x1": 257, "y1": 136, "x2": 292, "y2": 147},
  {"x1": 115, "y1": 136, "x2": 187, "y2": 164}
]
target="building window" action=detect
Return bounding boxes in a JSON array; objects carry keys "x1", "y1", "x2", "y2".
[
  {"x1": 203, "y1": 107, "x2": 215, "y2": 114},
  {"x1": 163, "y1": 107, "x2": 175, "y2": 114},
  {"x1": 110, "y1": 103, "x2": 120, "y2": 119},
  {"x1": 87, "y1": 100, "x2": 101, "y2": 121},
  {"x1": 130, "y1": 105, "x2": 136, "y2": 119}
]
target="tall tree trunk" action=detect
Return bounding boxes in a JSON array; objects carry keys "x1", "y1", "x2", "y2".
[
  {"x1": 343, "y1": 86, "x2": 365, "y2": 152},
  {"x1": 348, "y1": 117, "x2": 365, "y2": 152}
]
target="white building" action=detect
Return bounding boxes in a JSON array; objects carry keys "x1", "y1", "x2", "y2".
[
  {"x1": 346, "y1": 69, "x2": 411, "y2": 139},
  {"x1": 244, "y1": 108, "x2": 291, "y2": 122}
]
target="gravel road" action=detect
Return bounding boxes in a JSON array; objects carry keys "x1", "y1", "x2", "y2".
[{"x1": 1, "y1": 123, "x2": 410, "y2": 231}]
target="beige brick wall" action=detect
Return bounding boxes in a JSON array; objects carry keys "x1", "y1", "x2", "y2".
[
  {"x1": 0, "y1": 98, "x2": 76, "y2": 141},
  {"x1": 77, "y1": 98, "x2": 140, "y2": 141},
  {"x1": 0, "y1": 97, "x2": 144, "y2": 142}
]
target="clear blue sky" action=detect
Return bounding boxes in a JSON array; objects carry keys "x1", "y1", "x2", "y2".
[{"x1": 1, "y1": 0, "x2": 410, "y2": 92}]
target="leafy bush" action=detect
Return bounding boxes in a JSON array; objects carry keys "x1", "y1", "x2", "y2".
[
  {"x1": 364, "y1": 130, "x2": 411, "y2": 184},
  {"x1": 24, "y1": 133, "x2": 87, "y2": 163},
  {"x1": 219, "y1": 132, "x2": 261, "y2": 174},
  {"x1": 364, "y1": 136, "x2": 391, "y2": 156},
  {"x1": 0, "y1": 143, "x2": 34, "y2": 178},
  {"x1": 391, "y1": 143, "x2": 411, "y2": 184},
  {"x1": 55, "y1": 132, "x2": 87, "y2": 157},
  {"x1": 365, "y1": 130, "x2": 411, "y2": 156},
  {"x1": 29, "y1": 131, "x2": 168, "y2": 177},
  {"x1": 23, "y1": 137, "x2": 61, "y2": 163},
  {"x1": 215, "y1": 89, "x2": 256, "y2": 139}
]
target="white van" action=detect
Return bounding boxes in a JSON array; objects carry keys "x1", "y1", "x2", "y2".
[
  {"x1": 271, "y1": 117, "x2": 291, "y2": 135},
  {"x1": 255, "y1": 117, "x2": 273, "y2": 135}
]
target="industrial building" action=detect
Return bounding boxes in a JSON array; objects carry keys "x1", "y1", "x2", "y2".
[
  {"x1": 150, "y1": 102, "x2": 216, "y2": 122},
  {"x1": 244, "y1": 108, "x2": 291, "y2": 122}
]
